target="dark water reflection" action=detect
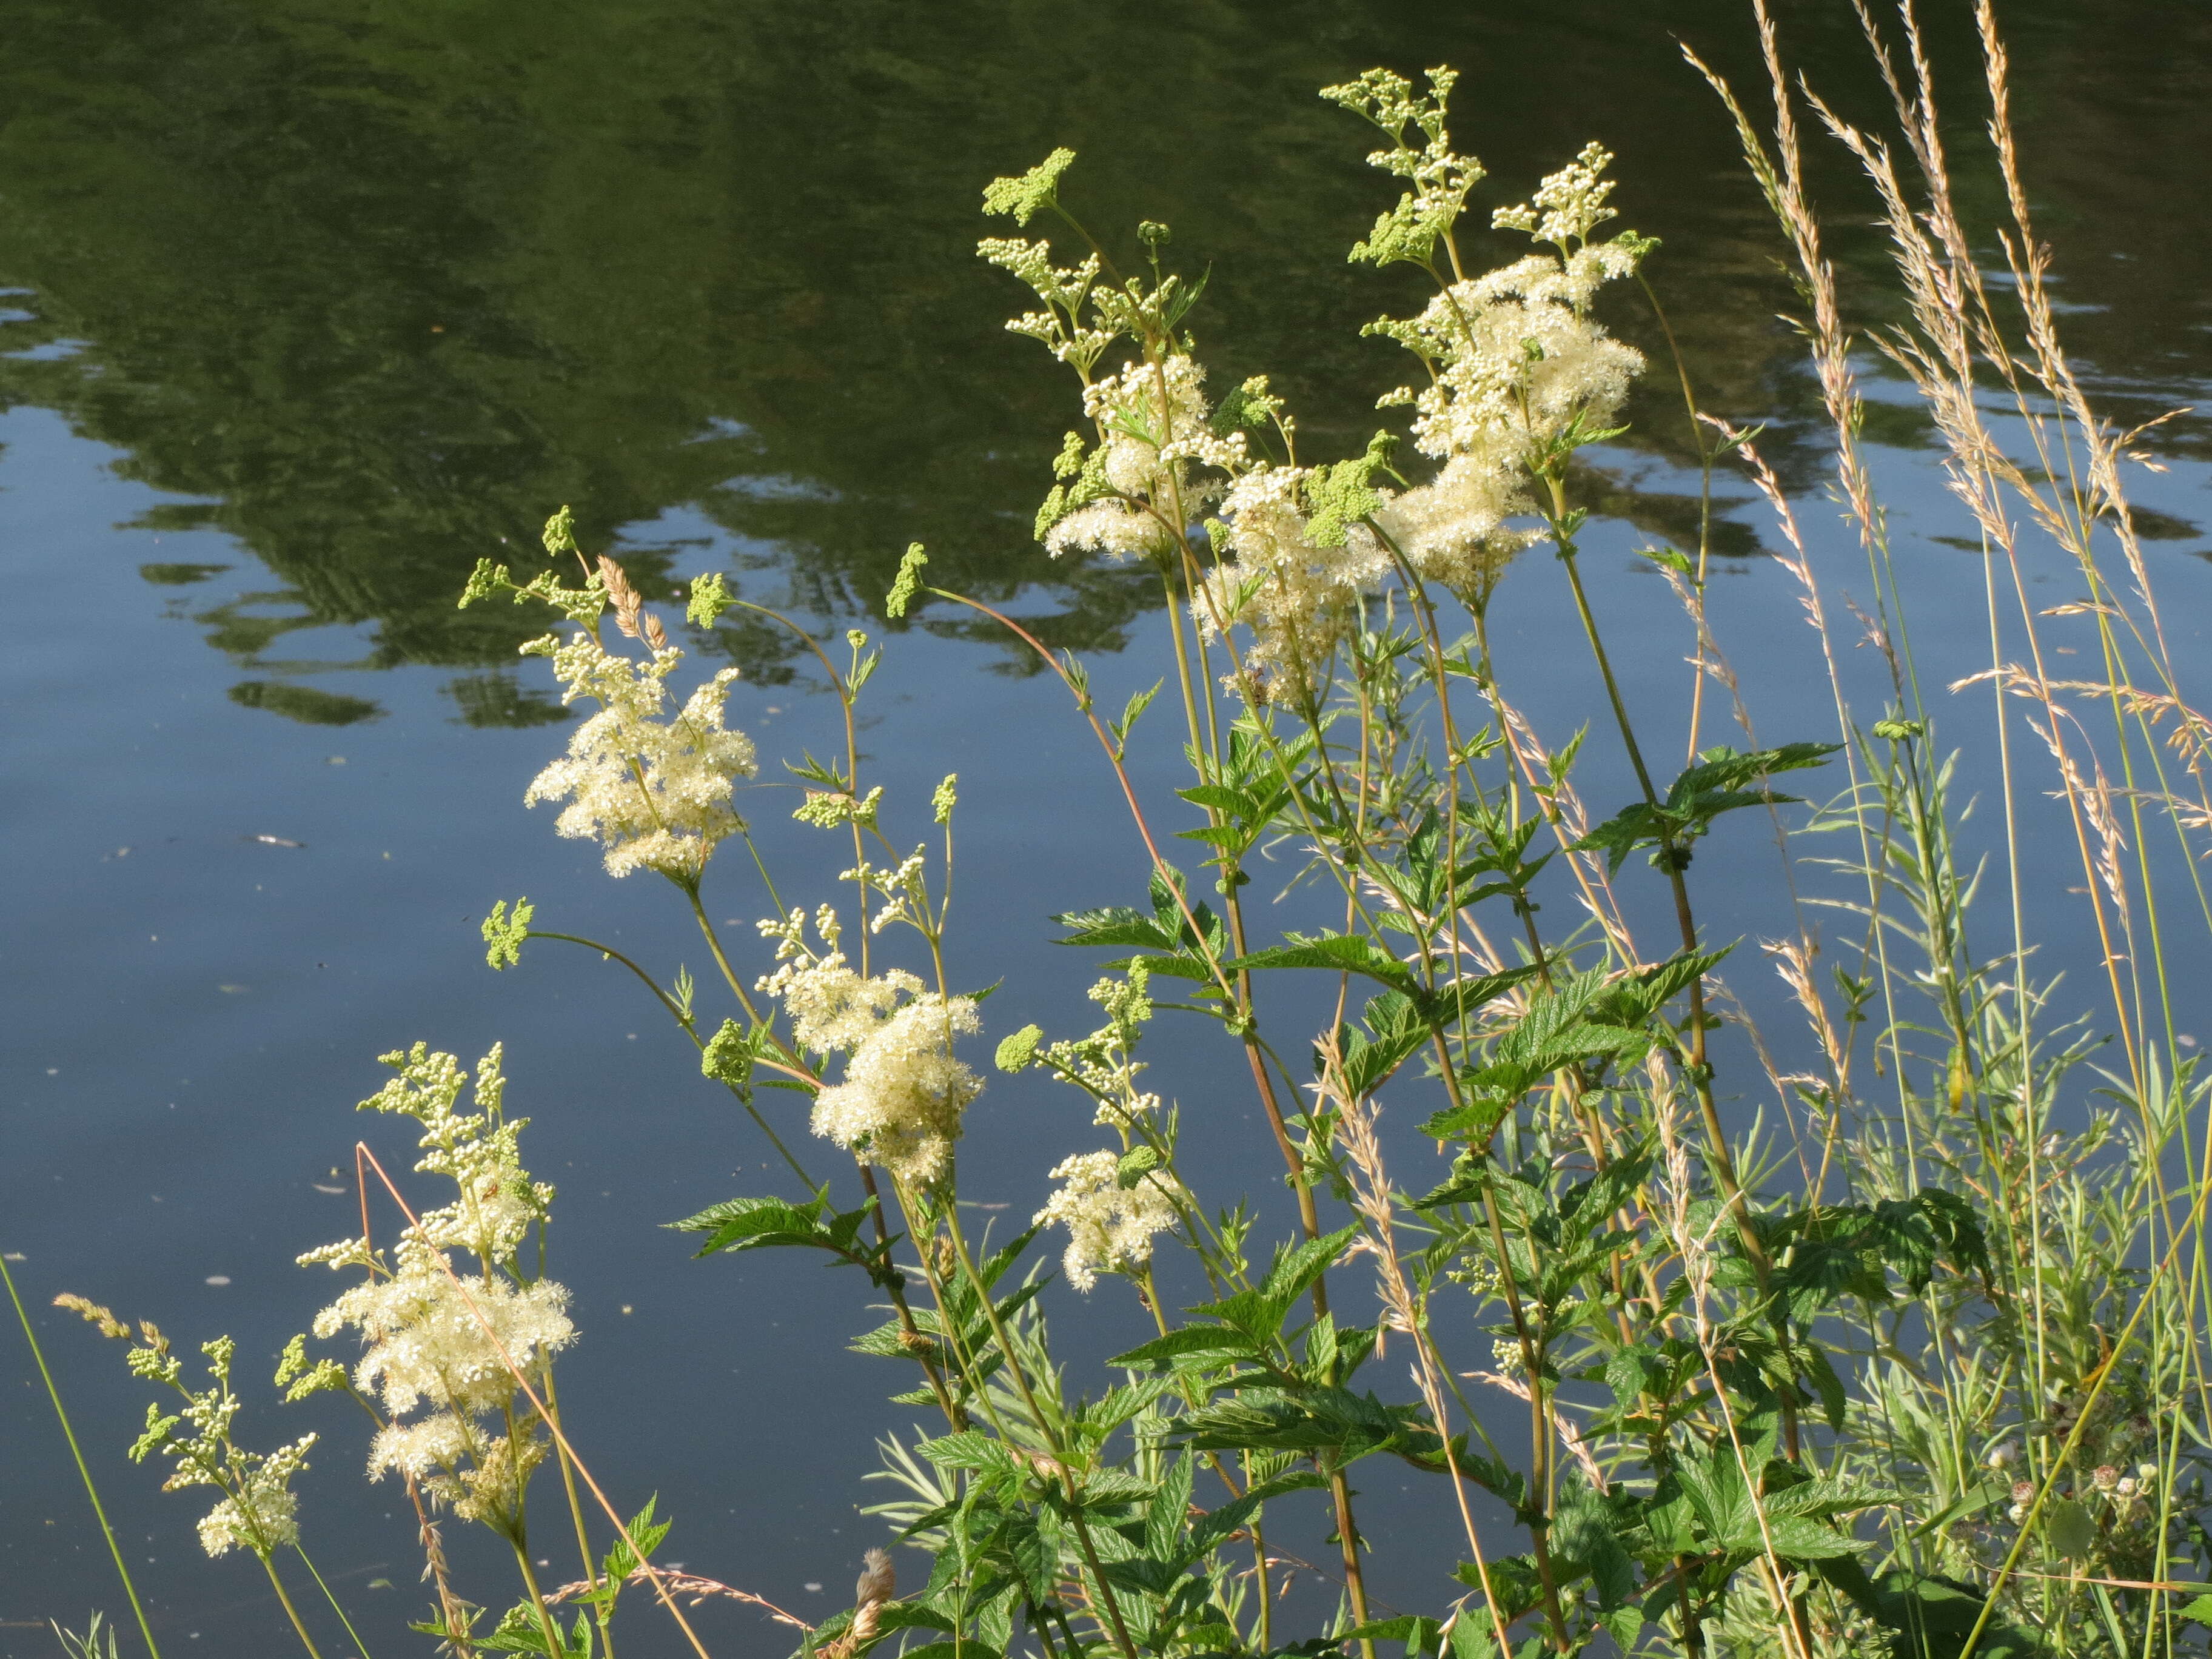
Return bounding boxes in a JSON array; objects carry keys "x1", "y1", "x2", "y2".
[
  {"x1": 2, "y1": 0, "x2": 2207, "y2": 705},
  {"x1": 3, "y1": 1, "x2": 2210, "y2": 1652}
]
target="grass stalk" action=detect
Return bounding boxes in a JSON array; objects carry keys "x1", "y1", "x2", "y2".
[{"x1": 1, "y1": 1255, "x2": 164, "y2": 1658}]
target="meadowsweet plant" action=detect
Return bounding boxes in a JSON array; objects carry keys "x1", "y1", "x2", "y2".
[
  {"x1": 46, "y1": 10, "x2": 2212, "y2": 1659},
  {"x1": 53, "y1": 1295, "x2": 357, "y2": 1658}
]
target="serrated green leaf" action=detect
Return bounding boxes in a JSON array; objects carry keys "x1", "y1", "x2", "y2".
[
  {"x1": 1053, "y1": 905, "x2": 1175, "y2": 951},
  {"x1": 1106, "y1": 1326, "x2": 1257, "y2": 1369}
]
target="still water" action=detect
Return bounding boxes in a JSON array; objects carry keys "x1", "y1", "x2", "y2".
[{"x1": 4, "y1": 1, "x2": 2210, "y2": 1651}]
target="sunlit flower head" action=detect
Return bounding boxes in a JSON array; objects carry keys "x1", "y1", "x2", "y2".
[
  {"x1": 809, "y1": 994, "x2": 983, "y2": 1188},
  {"x1": 1195, "y1": 463, "x2": 1390, "y2": 707},
  {"x1": 1033, "y1": 1150, "x2": 1181, "y2": 1293},
  {"x1": 521, "y1": 629, "x2": 756, "y2": 882}
]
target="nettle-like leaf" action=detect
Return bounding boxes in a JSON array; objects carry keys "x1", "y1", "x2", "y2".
[
  {"x1": 1053, "y1": 865, "x2": 1232, "y2": 987},
  {"x1": 670, "y1": 1190, "x2": 885, "y2": 1273},
  {"x1": 1175, "y1": 731, "x2": 1301, "y2": 867},
  {"x1": 1419, "y1": 953, "x2": 1725, "y2": 1145},
  {"x1": 1669, "y1": 1440, "x2": 1887, "y2": 1566},
  {"x1": 1318, "y1": 991, "x2": 1430, "y2": 1100},
  {"x1": 1107, "y1": 1325, "x2": 1258, "y2": 1370},
  {"x1": 1227, "y1": 932, "x2": 1423, "y2": 996},
  {"x1": 1813, "y1": 1558, "x2": 2042, "y2": 1659},
  {"x1": 1577, "y1": 742, "x2": 1840, "y2": 873},
  {"x1": 1452, "y1": 1552, "x2": 1549, "y2": 1620},
  {"x1": 1765, "y1": 1190, "x2": 1992, "y2": 1317},
  {"x1": 1184, "y1": 1471, "x2": 1329, "y2": 1563},
  {"x1": 1173, "y1": 1384, "x2": 1441, "y2": 1465},
  {"x1": 589, "y1": 1498, "x2": 672, "y2": 1601},
  {"x1": 1598, "y1": 945, "x2": 1732, "y2": 1026},
  {"x1": 480, "y1": 1605, "x2": 593, "y2": 1657}
]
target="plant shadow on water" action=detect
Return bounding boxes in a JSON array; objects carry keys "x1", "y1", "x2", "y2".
[{"x1": 4, "y1": 2, "x2": 2212, "y2": 1657}]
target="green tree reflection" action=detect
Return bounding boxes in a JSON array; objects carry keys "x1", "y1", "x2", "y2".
[{"x1": 0, "y1": 0, "x2": 2204, "y2": 722}]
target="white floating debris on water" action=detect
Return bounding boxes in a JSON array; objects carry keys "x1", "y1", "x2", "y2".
[
  {"x1": 312, "y1": 1182, "x2": 348, "y2": 1195},
  {"x1": 805, "y1": 1583, "x2": 823, "y2": 1594},
  {"x1": 326, "y1": 756, "x2": 347, "y2": 765},
  {"x1": 3, "y1": 1252, "x2": 25, "y2": 1262},
  {"x1": 218, "y1": 984, "x2": 247, "y2": 994},
  {"x1": 248, "y1": 833, "x2": 304, "y2": 848},
  {"x1": 204, "y1": 1275, "x2": 230, "y2": 1286}
]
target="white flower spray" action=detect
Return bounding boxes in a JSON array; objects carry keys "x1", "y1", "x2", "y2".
[
  {"x1": 759, "y1": 908, "x2": 983, "y2": 1189},
  {"x1": 1032, "y1": 1150, "x2": 1181, "y2": 1293},
  {"x1": 51, "y1": 1293, "x2": 341, "y2": 1657},
  {"x1": 1324, "y1": 72, "x2": 1651, "y2": 606},
  {"x1": 299, "y1": 1044, "x2": 574, "y2": 1536},
  {"x1": 521, "y1": 634, "x2": 755, "y2": 882},
  {"x1": 998, "y1": 967, "x2": 1186, "y2": 1292},
  {"x1": 462, "y1": 511, "x2": 758, "y2": 885}
]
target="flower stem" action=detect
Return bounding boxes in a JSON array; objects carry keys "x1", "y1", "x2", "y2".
[
  {"x1": 1549, "y1": 511, "x2": 1769, "y2": 1268},
  {"x1": 294, "y1": 1546, "x2": 378, "y2": 1659},
  {"x1": 938, "y1": 1204, "x2": 1142, "y2": 1659},
  {"x1": 542, "y1": 1369, "x2": 613, "y2": 1659},
  {"x1": 260, "y1": 1553, "x2": 328, "y2": 1659},
  {"x1": 511, "y1": 1542, "x2": 567, "y2": 1659}
]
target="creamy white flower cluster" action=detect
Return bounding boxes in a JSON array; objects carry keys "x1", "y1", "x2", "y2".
[
  {"x1": 1045, "y1": 355, "x2": 1213, "y2": 563},
  {"x1": 122, "y1": 1329, "x2": 318, "y2": 1560},
  {"x1": 839, "y1": 844, "x2": 930, "y2": 936},
  {"x1": 978, "y1": 236, "x2": 1111, "y2": 372},
  {"x1": 318, "y1": 1270, "x2": 575, "y2": 1422},
  {"x1": 1195, "y1": 462, "x2": 1392, "y2": 708},
  {"x1": 1365, "y1": 151, "x2": 1649, "y2": 597},
  {"x1": 353, "y1": 1042, "x2": 552, "y2": 1267},
  {"x1": 195, "y1": 1436, "x2": 315, "y2": 1559},
  {"x1": 317, "y1": 1269, "x2": 573, "y2": 1520},
  {"x1": 300, "y1": 1045, "x2": 575, "y2": 1525},
  {"x1": 1320, "y1": 67, "x2": 1486, "y2": 272},
  {"x1": 521, "y1": 626, "x2": 757, "y2": 882},
  {"x1": 1033, "y1": 1150, "x2": 1182, "y2": 1293},
  {"x1": 1491, "y1": 140, "x2": 1621, "y2": 248},
  {"x1": 759, "y1": 911, "x2": 983, "y2": 1187}
]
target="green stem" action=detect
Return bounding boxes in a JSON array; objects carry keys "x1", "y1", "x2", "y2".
[
  {"x1": 856, "y1": 1162, "x2": 965, "y2": 1430},
  {"x1": 294, "y1": 1546, "x2": 377, "y2": 1659},
  {"x1": 525, "y1": 931, "x2": 691, "y2": 1025},
  {"x1": 511, "y1": 1542, "x2": 566, "y2": 1659},
  {"x1": 937, "y1": 1204, "x2": 1141, "y2": 1659},
  {"x1": 542, "y1": 1369, "x2": 612, "y2": 1659},
  {"x1": 680, "y1": 893, "x2": 820, "y2": 1190},
  {"x1": 261, "y1": 1553, "x2": 328, "y2": 1659},
  {"x1": 1, "y1": 1256, "x2": 164, "y2": 1658},
  {"x1": 1551, "y1": 528, "x2": 1771, "y2": 1262}
]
